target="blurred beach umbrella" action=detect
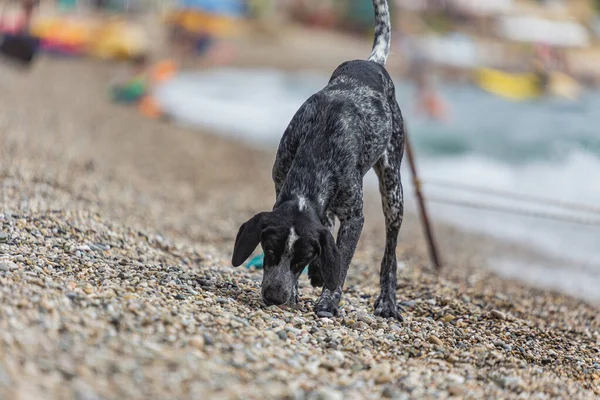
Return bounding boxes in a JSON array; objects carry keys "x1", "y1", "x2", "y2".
[
  {"x1": 165, "y1": 0, "x2": 244, "y2": 38},
  {"x1": 177, "y1": 0, "x2": 245, "y2": 17},
  {"x1": 497, "y1": 15, "x2": 590, "y2": 48}
]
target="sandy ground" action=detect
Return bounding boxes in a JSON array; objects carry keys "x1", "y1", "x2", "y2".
[{"x1": 0, "y1": 22, "x2": 599, "y2": 399}]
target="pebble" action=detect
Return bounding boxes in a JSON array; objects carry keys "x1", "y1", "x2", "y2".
[
  {"x1": 285, "y1": 326, "x2": 302, "y2": 336},
  {"x1": 495, "y1": 376, "x2": 525, "y2": 391},
  {"x1": 446, "y1": 354, "x2": 459, "y2": 363},
  {"x1": 0, "y1": 232, "x2": 8, "y2": 243},
  {"x1": 72, "y1": 379, "x2": 100, "y2": 400},
  {"x1": 428, "y1": 335, "x2": 443, "y2": 346},
  {"x1": 441, "y1": 314, "x2": 455, "y2": 323},
  {"x1": 357, "y1": 311, "x2": 375, "y2": 325},
  {"x1": 312, "y1": 388, "x2": 343, "y2": 400},
  {"x1": 381, "y1": 385, "x2": 397, "y2": 398},
  {"x1": 189, "y1": 336, "x2": 205, "y2": 349},
  {"x1": 232, "y1": 316, "x2": 250, "y2": 326},
  {"x1": 448, "y1": 384, "x2": 465, "y2": 396},
  {"x1": 447, "y1": 374, "x2": 465, "y2": 385},
  {"x1": 317, "y1": 311, "x2": 334, "y2": 318},
  {"x1": 202, "y1": 333, "x2": 214, "y2": 346},
  {"x1": 83, "y1": 284, "x2": 94, "y2": 295},
  {"x1": 276, "y1": 330, "x2": 288, "y2": 340},
  {"x1": 494, "y1": 341, "x2": 512, "y2": 352},
  {"x1": 489, "y1": 310, "x2": 506, "y2": 320},
  {"x1": 400, "y1": 300, "x2": 416, "y2": 308},
  {"x1": 373, "y1": 362, "x2": 393, "y2": 384}
]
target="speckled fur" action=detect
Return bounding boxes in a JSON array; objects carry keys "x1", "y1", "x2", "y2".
[{"x1": 232, "y1": 0, "x2": 405, "y2": 320}]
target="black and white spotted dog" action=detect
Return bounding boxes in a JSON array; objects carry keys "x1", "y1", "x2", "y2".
[{"x1": 232, "y1": 0, "x2": 405, "y2": 320}]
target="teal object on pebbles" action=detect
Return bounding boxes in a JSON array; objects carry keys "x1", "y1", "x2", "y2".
[
  {"x1": 245, "y1": 253, "x2": 308, "y2": 274},
  {"x1": 245, "y1": 254, "x2": 265, "y2": 270}
]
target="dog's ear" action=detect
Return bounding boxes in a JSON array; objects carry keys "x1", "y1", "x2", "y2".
[
  {"x1": 319, "y1": 229, "x2": 341, "y2": 291},
  {"x1": 232, "y1": 212, "x2": 269, "y2": 267}
]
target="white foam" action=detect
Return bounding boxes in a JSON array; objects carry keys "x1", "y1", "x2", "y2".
[
  {"x1": 154, "y1": 69, "x2": 328, "y2": 148},
  {"x1": 412, "y1": 152, "x2": 600, "y2": 267}
]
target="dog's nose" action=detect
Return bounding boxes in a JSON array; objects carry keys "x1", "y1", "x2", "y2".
[{"x1": 263, "y1": 289, "x2": 286, "y2": 306}]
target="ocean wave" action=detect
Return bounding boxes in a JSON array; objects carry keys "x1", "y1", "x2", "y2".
[{"x1": 409, "y1": 150, "x2": 600, "y2": 267}]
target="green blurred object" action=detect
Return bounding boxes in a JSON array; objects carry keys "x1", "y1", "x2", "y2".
[{"x1": 112, "y1": 77, "x2": 147, "y2": 103}]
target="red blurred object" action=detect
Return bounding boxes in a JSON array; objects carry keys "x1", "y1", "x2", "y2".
[{"x1": 0, "y1": 16, "x2": 28, "y2": 35}]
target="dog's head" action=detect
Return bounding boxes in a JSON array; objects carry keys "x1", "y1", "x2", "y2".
[{"x1": 231, "y1": 200, "x2": 340, "y2": 306}]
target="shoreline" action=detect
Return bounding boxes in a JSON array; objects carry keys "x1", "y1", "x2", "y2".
[{"x1": 1, "y1": 43, "x2": 599, "y2": 399}]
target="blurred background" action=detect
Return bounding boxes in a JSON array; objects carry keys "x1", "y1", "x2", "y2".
[{"x1": 2, "y1": 0, "x2": 600, "y2": 301}]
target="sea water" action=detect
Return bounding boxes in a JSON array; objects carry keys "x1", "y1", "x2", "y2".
[{"x1": 155, "y1": 68, "x2": 600, "y2": 303}]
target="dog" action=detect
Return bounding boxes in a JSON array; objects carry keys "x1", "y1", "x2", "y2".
[{"x1": 232, "y1": 0, "x2": 405, "y2": 321}]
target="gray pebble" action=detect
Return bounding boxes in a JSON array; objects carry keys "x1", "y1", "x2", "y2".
[
  {"x1": 276, "y1": 330, "x2": 288, "y2": 340},
  {"x1": 232, "y1": 316, "x2": 249, "y2": 326},
  {"x1": 381, "y1": 385, "x2": 397, "y2": 398},
  {"x1": 494, "y1": 341, "x2": 512, "y2": 352},
  {"x1": 202, "y1": 333, "x2": 214, "y2": 346},
  {"x1": 494, "y1": 376, "x2": 524, "y2": 390},
  {"x1": 317, "y1": 311, "x2": 334, "y2": 319},
  {"x1": 312, "y1": 388, "x2": 343, "y2": 400},
  {"x1": 285, "y1": 326, "x2": 302, "y2": 335}
]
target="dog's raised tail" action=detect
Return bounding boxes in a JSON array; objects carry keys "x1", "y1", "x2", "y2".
[{"x1": 368, "y1": 0, "x2": 391, "y2": 65}]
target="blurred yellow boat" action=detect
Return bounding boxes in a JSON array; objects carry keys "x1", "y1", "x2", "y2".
[
  {"x1": 30, "y1": 16, "x2": 148, "y2": 60},
  {"x1": 475, "y1": 68, "x2": 581, "y2": 101}
]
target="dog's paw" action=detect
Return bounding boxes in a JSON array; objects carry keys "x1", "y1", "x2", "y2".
[
  {"x1": 374, "y1": 295, "x2": 403, "y2": 321},
  {"x1": 289, "y1": 292, "x2": 299, "y2": 306},
  {"x1": 314, "y1": 299, "x2": 338, "y2": 318}
]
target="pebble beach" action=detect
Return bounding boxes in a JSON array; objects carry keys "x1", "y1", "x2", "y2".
[{"x1": 1, "y1": 41, "x2": 599, "y2": 400}]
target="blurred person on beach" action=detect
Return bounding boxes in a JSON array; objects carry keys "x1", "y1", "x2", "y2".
[
  {"x1": 533, "y1": 43, "x2": 551, "y2": 96},
  {"x1": 19, "y1": 0, "x2": 36, "y2": 31},
  {"x1": 0, "y1": 0, "x2": 38, "y2": 33},
  {"x1": 414, "y1": 71, "x2": 450, "y2": 122}
]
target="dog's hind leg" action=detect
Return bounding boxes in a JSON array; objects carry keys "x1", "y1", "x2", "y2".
[{"x1": 373, "y1": 137, "x2": 404, "y2": 321}]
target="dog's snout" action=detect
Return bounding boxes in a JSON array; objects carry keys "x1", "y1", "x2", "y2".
[{"x1": 263, "y1": 287, "x2": 287, "y2": 306}]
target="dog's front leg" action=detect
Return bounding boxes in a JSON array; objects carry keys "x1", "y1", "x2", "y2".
[
  {"x1": 291, "y1": 281, "x2": 299, "y2": 305},
  {"x1": 315, "y1": 210, "x2": 364, "y2": 318}
]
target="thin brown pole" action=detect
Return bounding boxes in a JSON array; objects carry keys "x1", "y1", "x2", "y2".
[{"x1": 404, "y1": 128, "x2": 443, "y2": 271}]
